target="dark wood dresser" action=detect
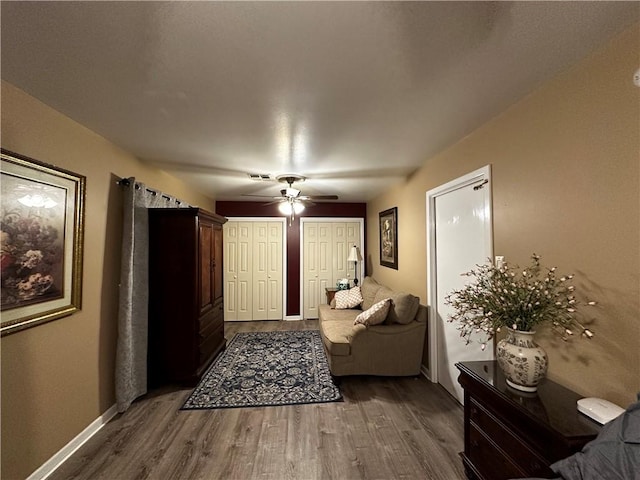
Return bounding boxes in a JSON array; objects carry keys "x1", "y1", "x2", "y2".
[
  {"x1": 148, "y1": 208, "x2": 227, "y2": 386},
  {"x1": 456, "y1": 361, "x2": 600, "y2": 480}
]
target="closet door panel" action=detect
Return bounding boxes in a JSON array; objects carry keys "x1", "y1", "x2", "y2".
[
  {"x1": 303, "y1": 220, "x2": 362, "y2": 318},
  {"x1": 223, "y1": 222, "x2": 238, "y2": 321},
  {"x1": 267, "y1": 222, "x2": 283, "y2": 320},
  {"x1": 224, "y1": 220, "x2": 284, "y2": 321},
  {"x1": 346, "y1": 222, "x2": 361, "y2": 283},
  {"x1": 303, "y1": 223, "x2": 320, "y2": 319},
  {"x1": 332, "y1": 223, "x2": 347, "y2": 284},
  {"x1": 252, "y1": 222, "x2": 269, "y2": 319},
  {"x1": 236, "y1": 222, "x2": 253, "y2": 321}
]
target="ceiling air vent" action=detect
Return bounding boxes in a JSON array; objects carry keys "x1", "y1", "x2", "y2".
[{"x1": 247, "y1": 173, "x2": 272, "y2": 181}]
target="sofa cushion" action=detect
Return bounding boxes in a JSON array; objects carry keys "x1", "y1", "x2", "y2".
[
  {"x1": 387, "y1": 292, "x2": 420, "y2": 325},
  {"x1": 355, "y1": 298, "x2": 392, "y2": 327},
  {"x1": 334, "y1": 286, "x2": 363, "y2": 309},
  {"x1": 361, "y1": 276, "x2": 382, "y2": 310},
  {"x1": 319, "y1": 319, "x2": 352, "y2": 356},
  {"x1": 373, "y1": 286, "x2": 395, "y2": 306}
]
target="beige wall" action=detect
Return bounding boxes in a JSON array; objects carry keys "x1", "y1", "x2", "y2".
[
  {"x1": 367, "y1": 25, "x2": 639, "y2": 408},
  {"x1": 1, "y1": 22, "x2": 638, "y2": 480},
  {"x1": 1, "y1": 81, "x2": 216, "y2": 480}
]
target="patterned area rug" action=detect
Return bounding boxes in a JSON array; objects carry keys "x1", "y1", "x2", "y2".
[{"x1": 181, "y1": 330, "x2": 342, "y2": 409}]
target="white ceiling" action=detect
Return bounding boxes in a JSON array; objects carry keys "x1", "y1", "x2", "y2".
[{"x1": 2, "y1": 2, "x2": 637, "y2": 202}]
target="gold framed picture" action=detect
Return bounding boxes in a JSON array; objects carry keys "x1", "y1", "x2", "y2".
[
  {"x1": 1, "y1": 149, "x2": 85, "y2": 336},
  {"x1": 379, "y1": 207, "x2": 398, "y2": 269}
]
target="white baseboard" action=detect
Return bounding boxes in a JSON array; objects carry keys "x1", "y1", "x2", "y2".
[
  {"x1": 283, "y1": 315, "x2": 303, "y2": 321},
  {"x1": 420, "y1": 364, "x2": 435, "y2": 382},
  {"x1": 27, "y1": 404, "x2": 118, "y2": 480}
]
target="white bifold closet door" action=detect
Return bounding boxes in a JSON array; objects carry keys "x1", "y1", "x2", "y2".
[
  {"x1": 224, "y1": 221, "x2": 283, "y2": 321},
  {"x1": 252, "y1": 222, "x2": 283, "y2": 320},
  {"x1": 302, "y1": 221, "x2": 360, "y2": 319}
]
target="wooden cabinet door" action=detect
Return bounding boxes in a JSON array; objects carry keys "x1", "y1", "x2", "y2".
[
  {"x1": 199, "y1": 220, "x2": 214, "y2": 314},
  {"x1": 213, "y1": 224, "x2": 223, "y2": 303}
]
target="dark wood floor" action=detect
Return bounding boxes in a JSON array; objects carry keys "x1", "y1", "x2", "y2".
[{"x1": 51, "y1": 320, "x2": 466, "y2": 480}]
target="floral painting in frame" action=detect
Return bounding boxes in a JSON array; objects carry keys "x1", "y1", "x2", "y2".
[
  {"x1": 1, "y1": 149, "x2": 85, "y2": 336},
  {"x1": 379, "y1": 207, "x2": 398, "y2": 269}
]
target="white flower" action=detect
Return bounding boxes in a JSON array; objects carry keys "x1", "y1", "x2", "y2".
[{"x1": 444, "y1": 254, "x2": 597, "y2": 347}]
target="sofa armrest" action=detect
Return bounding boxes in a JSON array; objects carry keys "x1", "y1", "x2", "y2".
[{"x1": 348, "y1": 320, "x2": 424, "y2": 342}]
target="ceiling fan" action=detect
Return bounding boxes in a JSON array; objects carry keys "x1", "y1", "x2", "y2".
[{"x1": 242, "y1": 174, "x2": 338, "y2": 224}]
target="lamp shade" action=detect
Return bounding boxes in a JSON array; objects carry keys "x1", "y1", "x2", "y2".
[
  {"x1": 278, "y1": 202, "x2": 293, "y2": 215},
  {"x1": 347, "y1": 245, "x2": 362, "y2": 262},
  {"x1": 293, "y1": 201, "x2": 305, "y2": 214},
  {"x1": 279, "y1": 200, "x2": 305, "y2": 216}
]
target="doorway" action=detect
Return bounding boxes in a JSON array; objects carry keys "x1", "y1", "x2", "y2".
[
  {"x1": 300, "y1": 218, "x2": 364, "y2": 319},
  {"x1": 426, "y1": 165, "x2": 494, "y2": 404},
  {"x1": 223, "y1": 218, "x2": 286, "y2": 321}
]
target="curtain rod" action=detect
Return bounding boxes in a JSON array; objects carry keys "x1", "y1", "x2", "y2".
[{"x1": 117, "y1": 178, "x2": 183, "y2": 204}]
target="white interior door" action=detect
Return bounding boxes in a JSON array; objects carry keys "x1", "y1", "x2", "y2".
[
  {"x1": 253, "y1": 222, "x2": 269, "y2": 320},
  {"x1": 427, "y1": 166, "x2": 494, "y2": 404},
  {"x1": 346, "y1": 223, "x2": 360, "y2": 284},
  {"x1": 333, "y1": 223, "x2": 348, "y2": 282},
  {"x1": 224, "y1": 222, "x2": 239, "y2": 321},
  {"x1": 235, "y1": 222, "x2": 253, "y2": 321},
  {"x1": 302, "y1": 220, "x2": 362, "y2": 319},
  {"x1": 224, "y1": 221, "x2": 253, "y2": 321},
  {"x1": 303, "y1": 222, "x2": 331, "y2": 319},
  {"x1": 266, "y1": 221, "x2": 283, "y2": 320},
  {"x1": 225, "y1": 220, "x2": 284, "y2": 321}
]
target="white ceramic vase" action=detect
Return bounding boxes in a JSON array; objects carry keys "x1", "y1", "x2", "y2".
[{"x1": 497, "y1": 328, "x2": 548, "y2": 392}]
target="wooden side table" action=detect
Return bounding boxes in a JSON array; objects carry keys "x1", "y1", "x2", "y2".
[
  {"x1": 325, "y1": 287, "x2": 339, "y2": 304},
  {"x1": 456, "y1": 361, "x2": 600, "y2": 480}
]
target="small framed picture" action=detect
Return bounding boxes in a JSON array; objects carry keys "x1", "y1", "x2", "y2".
[
  {"x1": 379, "y1": 207, "x2": 398, "y2": 269},
  {"x1": 1, "y1": 149, "x2": 86, "y2": 336}
]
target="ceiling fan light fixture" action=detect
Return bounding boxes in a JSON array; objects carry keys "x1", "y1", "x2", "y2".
[
  {"x1": 278, "y1": 202, "x2": 293, "y2": 215},
  {"x1": 293, "y1": 201, "x2": 305, "y2": 214},
  {"x1": 278, "y1": 200, "x2": 304, "y2": 217},
  {"x1": 285, "y1": 187, "x2": 300, "y2": 197}
]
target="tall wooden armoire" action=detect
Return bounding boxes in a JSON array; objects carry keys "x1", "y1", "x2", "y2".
[{"x1": 148, "y1": 208, "x2": 227, "y2": 386}]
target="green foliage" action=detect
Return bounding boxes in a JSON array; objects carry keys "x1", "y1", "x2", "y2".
[{"x1": 445, "y1": 254, "x2": 596, "y2": 348}]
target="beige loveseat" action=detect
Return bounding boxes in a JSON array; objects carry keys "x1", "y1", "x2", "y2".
[{"x1": 318, "y1": 277, "x2": 427, "y2": 376}]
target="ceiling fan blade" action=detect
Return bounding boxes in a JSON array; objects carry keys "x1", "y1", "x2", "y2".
[
  {"x1": 263, "y1": 199, "x2": 286, "y2": 206},
  {"x1": 299, "y1": 195, "x2": 339, "y2": 201},
  {"x1": 241, "y1": 194, "x2": 283, "y2": 199}
]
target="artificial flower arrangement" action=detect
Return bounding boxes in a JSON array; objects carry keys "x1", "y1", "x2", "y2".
[{"x1": 445, "y1": 254, "x2": 596, "y2": 350}]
